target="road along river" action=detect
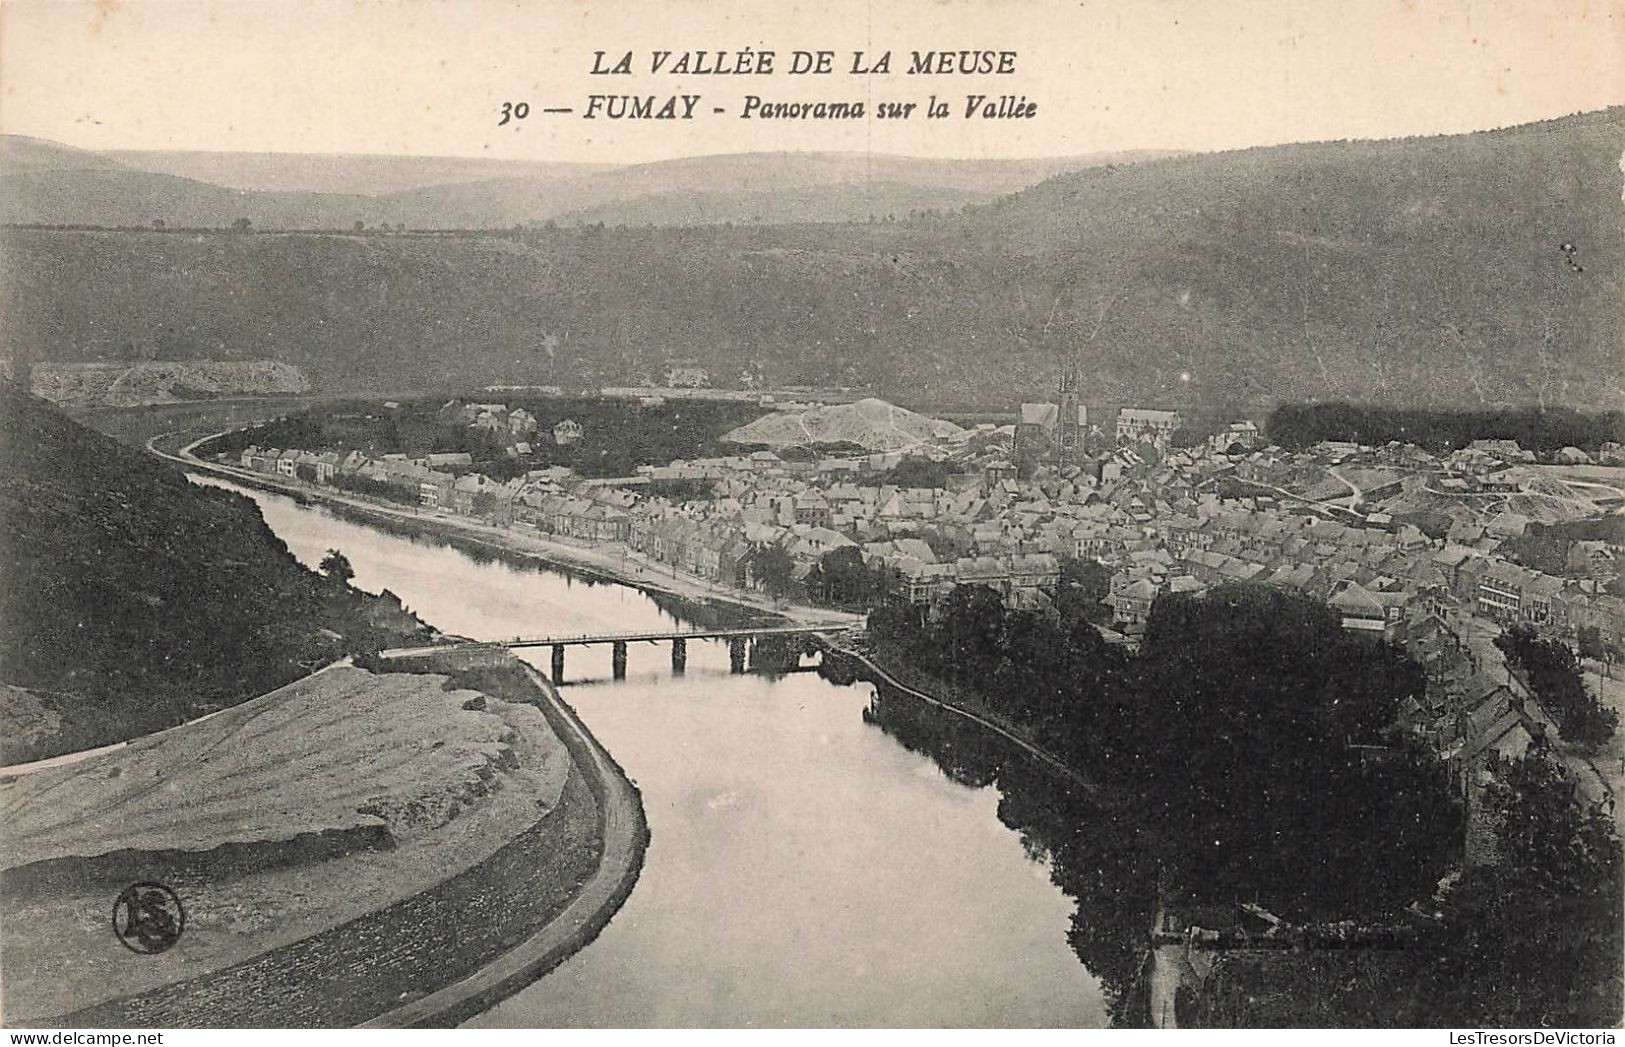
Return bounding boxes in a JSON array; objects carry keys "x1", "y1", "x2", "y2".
[{"x1": 200, "y1": 477, "x2": 1109, "y2": 1027}]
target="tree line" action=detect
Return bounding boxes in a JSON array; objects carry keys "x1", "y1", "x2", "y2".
[
  {"x1": 1496, "y1": 623, "x2": 1620, "y2": 749},
  {"x1": 200, "y1": 396, "x2": 766, "y2": 480},
  {"x1": 1266, "y1": 402, "x2": 1624, "y2": 453}
]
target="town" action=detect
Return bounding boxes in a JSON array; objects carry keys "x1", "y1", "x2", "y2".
[{"x1": 215, "y1": 382, "x2": 1624, "y2": 825}]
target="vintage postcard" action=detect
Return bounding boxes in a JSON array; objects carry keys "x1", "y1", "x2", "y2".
[{"x1": 0, "y1": 0, "x2": 1621, "y2": 1033}]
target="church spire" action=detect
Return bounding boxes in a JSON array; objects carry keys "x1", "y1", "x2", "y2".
[{"x1": 1057, "y1": 347, "x2": 1083, "y2": 459}]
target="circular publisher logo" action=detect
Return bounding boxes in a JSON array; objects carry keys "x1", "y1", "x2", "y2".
[{"x1": 112, "y1": 881, "x2": 185, "y2": 955}]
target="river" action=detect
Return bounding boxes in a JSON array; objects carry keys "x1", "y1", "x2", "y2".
[{"x1": 199, "y1": 477, "x2": 1110, "y2": 1027}]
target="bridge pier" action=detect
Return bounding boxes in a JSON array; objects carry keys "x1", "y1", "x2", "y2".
[
  {"x1": 671, "y1": 637, "x2": 686, "y2": 675},
  {"x1": 729, "y1": 636, "x2": 748, "y2": 674},
  {"x1": 611, "y1": 640, "x2": 628, "y2": 680},
  {"x1": 551, "y1": 644, "x2": 565, "y2": 686},
  {"x1": 749, "y1": 634, "x2": 796, "y2": 674}
]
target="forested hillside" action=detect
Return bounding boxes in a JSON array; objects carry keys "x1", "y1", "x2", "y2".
[
  {"x1": 2, "y1": 109, "x2": 1619, "y2": 408},
  {"x1": 0, "y1": 392, "x2": 429, "y2": 763}
]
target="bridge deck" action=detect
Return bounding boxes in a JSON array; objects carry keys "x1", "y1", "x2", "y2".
[{"x1": 497, "y1": 622, "x2": 853, "y2": 649}]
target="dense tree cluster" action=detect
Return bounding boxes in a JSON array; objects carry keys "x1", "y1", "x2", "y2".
[
  {"x1": 1265, "y1": 402, "x2": 1624, "y2": 453},
  {"x1": 743, "y1": 544, "x2": 797, "y2": 600},
  {"x1": 1413, "y1": 754, "x2": 1622, "y2": 1027},
  {"x1": 1132, "y1": 586, "x2": 1458, "y2": 918},
  {"x1": 1496, "y1": 623, "x2": 1620, "y2": 750},
  {"x1": 202, "y1": 396, "x2": 765, "y2": 480},
  {"x1": 804, "y1": 547, "x2": 898, "y2": 608},
  {"x1": 858, "y1": 582, "x2": 1623, "y2": 1025},
  {"x1": 318, "y1": 549, "x2": 355, "y2": 586},
  {"x1": 1053, "y1": 557, "x2": 1112, "y2": 626},
  {"x1": 852, "y1": 648, "x2": 1621, "y2": 1027},
  {"x1": 330, "y1": 471, "x2": 421, "y2": 507},
  {"x1": 868, "y1": 582, "x2": 1461, "y2": 921}
]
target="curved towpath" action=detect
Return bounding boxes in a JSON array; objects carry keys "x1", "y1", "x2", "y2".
[
  {"x1": 823, "y1": 640, "x2": 1097, "y2": 794},
  {"x1": 362, "y1": 663, "x2": 648, "y2": 1028}
]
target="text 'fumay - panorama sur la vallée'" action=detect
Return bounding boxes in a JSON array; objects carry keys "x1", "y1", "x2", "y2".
[{"x1": 573, "y1": 94, "x2": 1036, "y2": 121}]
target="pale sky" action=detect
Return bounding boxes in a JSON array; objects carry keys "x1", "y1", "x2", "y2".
[{"x1": 1, "y1": 0, "x2": 1619, "y2": 163}]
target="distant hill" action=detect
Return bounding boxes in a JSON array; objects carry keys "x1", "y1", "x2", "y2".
[
  {"x1": 1, "y1": 138, "x2": 1162, "y2": 229},
  {"x1": 552, "y1": 181, "x2": 996, "y2": 228},
  {"x1": 0, "y1": 391, "x2": 428, "y2": 763},
  {"x1": 0, "y1": 166, "x2": 389, "y2": 230},
  {"x1": 1, "y1": 110, "x2": 1619, "y2": 408},
  {"x1": 527, "y1": 149, "x2": 1174, "y2": 227},
  {"x1": 102, "y1": 149, "x2": 615, "y2": 195},
  {"x1": 0, "y1": 135, "x2": 127, "y2": 173},
  {"x1": 501, "y1": 149, "x2": 1177, "y2": 227},
  {"x1": 945, "y1": 108, "x2": 1624, "y2": 408}
]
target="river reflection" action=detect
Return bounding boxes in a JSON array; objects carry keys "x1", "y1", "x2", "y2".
[
  {"x1": 844, "y1": 668, "x2": 1160, "y2": 1026},
  {"x1": 194, "y1": 478, "x2": 1113, "y2": 1027}
]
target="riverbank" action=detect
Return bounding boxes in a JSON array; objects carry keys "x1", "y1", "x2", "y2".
[
  {"x1": 154, "y1": 428, "x2": 858, "y2": 635},
  {"x1": 362, "y1": 653, "x2": 650, "y2": 1028},
  {"x1": 30, "y1": 650, "x2": 646, "y2": 1028},
  {"x1": 821, "y1": 640, "x2": 1098, "y2": 794}
]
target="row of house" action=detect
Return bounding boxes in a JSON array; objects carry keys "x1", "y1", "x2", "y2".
[
  {"x1": 895, "y1": 552, "x2": 1062, "y2": 609},
  {"x1": 232, "y1": 418, "x2": 1621, "y2": 656}
]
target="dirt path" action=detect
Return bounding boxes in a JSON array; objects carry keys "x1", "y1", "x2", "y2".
[
  {"x1": 1147, "y1": 945, "x2": 1197, "y2": 1029},
  {"x1": 1325, "y1": 466, "x2": 1362, "y2": 506},
  {"x1": 1237, "y1": 477, "x2": 1363, "y2": 520},
  {"x1": 824, "y1": 640, "x2": 1097, "y2": 793}
]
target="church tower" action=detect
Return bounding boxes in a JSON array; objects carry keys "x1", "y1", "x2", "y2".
[{"x1": 1057, "y1": 353, "x2": 1083, "y2": 461}]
